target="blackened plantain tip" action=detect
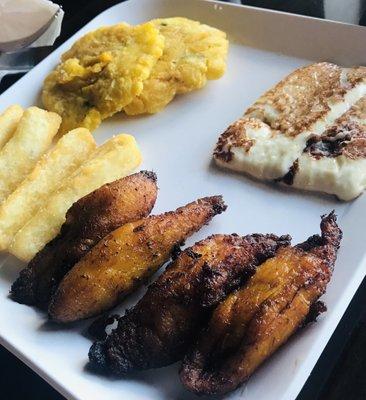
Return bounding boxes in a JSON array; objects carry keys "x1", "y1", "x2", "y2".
[
  {"x1": 320, "y1": 210, "x2": 342, "y2": 242},
  {"x1": 87, "y1": 314, "x2": 119, "y2": 341},
  {"x1": 140, "y1": 170, "x2": 157, "y2": 182},
  {"x1": 89, "y1": 340, "x2": 108, "y2": 371},
  {"x1": 321, "y1": 210, "x2": 337, "y2": 223},
  {"x1": 279, "y1": 234, "x2": 292, "y2": 245},
  {"x1": 10, "y1": 268, "x2": 36, "y2": 305},
  {"x1": 210, "y1": 195, "x2": 227, "y2": 215}
]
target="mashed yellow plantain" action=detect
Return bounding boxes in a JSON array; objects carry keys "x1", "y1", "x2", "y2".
[
  {"x1": 42, "y1": 22, "x2": 164, "y2": 134},
  {"x1": 124, "y1": 17, "x2": 229, "y2": 115}
]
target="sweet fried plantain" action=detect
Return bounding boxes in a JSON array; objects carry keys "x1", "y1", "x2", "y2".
[
  {"x1": 180, "y1": 212, "x2": 342, "y2": 395},
  {"x1": 88, "y1": 233, "x2": 291, "y2": 374},
  {"x1": 49, "y1": 196, "x2": 227, "y2": 323},
  {"x1": 11, "y1": 171, "x2": 158, "y2": 306}
]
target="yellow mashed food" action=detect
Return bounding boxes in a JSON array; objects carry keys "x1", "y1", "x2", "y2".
[
  {"x1": 42, "y1": 22, "x2": 164, "y2": 133},
  {"x1": 124, "y1": 17, "x2": 229, "y2": 115}
]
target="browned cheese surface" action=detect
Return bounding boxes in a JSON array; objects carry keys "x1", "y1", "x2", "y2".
[
  {"x1": 245, "y1": 63, "x2": 364, "y2": 137},
  {"x1": 214, "y1": 63, "x2": 366, "y2": 166},
  {"x1": 305, "y1": 96, "x2": 366, "y2": 160}
]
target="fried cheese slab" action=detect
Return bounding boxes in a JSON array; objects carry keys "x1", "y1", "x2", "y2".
[
  {"x1": 214, "y1": 63, "x2": 366, "y2": 200},
  {"x1": 49, "y1": 196, "x2": 227, "y2": 323},
  {"x1": 0, "y1": 105, "x2": 23, "y2": 149},
  {"x1": 288, "y1": 96, "x2": 366, "y2": 200},
  {"x1": 0, "y1": 128, "x2": 96, "y2": 251},
  {"x1": 124, "y1": 17, "x2": 228, "y2": 115},
  {"x1": 42, "y1": 22, "x2": 164, "y2": 133},
  {"x1": 180, "y1": 213, "x2": 342, "y2": 395},
  {"x1": 9, "y1": 134, "x2": 142, "y2": 261},
  {"x1": 0, "y1": 107, "x2": 61, "y2": 203},
  {"x1": 88, "y1": 233, "x2": 291, "y2": 374},
  {"x1": 11, "y1": 171, "x2": 158, "y2": 306}
]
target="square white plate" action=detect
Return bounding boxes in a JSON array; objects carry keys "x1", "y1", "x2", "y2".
[{"x1": 1, "y1": 1, "x2": 366, "y2": 399}]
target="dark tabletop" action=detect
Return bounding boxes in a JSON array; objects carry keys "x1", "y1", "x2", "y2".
[{"x1": 1, "y1": 0, "x2": 366, "y2": 399}]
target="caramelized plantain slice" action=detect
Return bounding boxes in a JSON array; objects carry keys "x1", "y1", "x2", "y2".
[
  {"x1": 180, "y1": 213, "x2": 342, "y2": 395},
  {"x1": 88, "y1": 233, "x2": 290, "y2": 374},
  {"x1": 49, "y1": 196, "x2": 226, "y2": 323},
  {"x1": 11, "y1": 171, "x2": 158, "y2": 306}
]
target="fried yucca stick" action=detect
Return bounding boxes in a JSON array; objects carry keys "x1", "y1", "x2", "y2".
[
  {"x1": 9, "y1": 134, "x2": 142, "y2": 261},
  {"x1": 49, "y1": 196, "x2": 227, "y2": 323},
  {"x1": 0, "y1": 128, "x2": 96, "y2": 250},
  {"x1": 0, "y1": 105, "x2": 23, "y2": 149},
  {"x1": 0, "y1": 107, "x2": 61, "y2": 203}
]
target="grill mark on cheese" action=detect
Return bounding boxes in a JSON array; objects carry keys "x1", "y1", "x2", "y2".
[
  {"x1": 278, "y1": 160, "x2": 299, "y2": 185},
  {"x1": 214, "y1": 63, "x2": 366, "y2": 200},
  {"x1": 297, "y1": 96, "x2": 366, "y2": 159},
  {"x1": 214, "y1": 118, "x2": 256, "y2": 162},
  {"x1": 281, "y1": 95, "x2": 366, "y2": 200},
  {"x1": 244, "y1": 63, "x2": 366, "y2": 138},
  {"x1": 305, "y1": 122, "x2": 366, "y2": 160},
  {"x1": 316, "y1": 96, "x2": 366, "y2": 160}
]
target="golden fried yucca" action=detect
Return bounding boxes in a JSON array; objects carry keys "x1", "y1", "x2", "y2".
[
  {"x1": 0, "y1": 105, "x2": 23, "y2": 149},
  {"x1": 0, "y1": 107, "x2": 61, "y2": 203},
  {"x1": 0, "y1": 128, "x2": 96, "y2": 250},
  {"x1": 9, "y1": 134, "x2": 142, "y2": 261}
]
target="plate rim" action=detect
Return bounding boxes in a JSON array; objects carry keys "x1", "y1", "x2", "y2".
[{"x1": 1, "y1": 1, "x2": 366, "y2": 400}]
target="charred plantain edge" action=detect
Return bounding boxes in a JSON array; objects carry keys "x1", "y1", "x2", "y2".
[
  {"x1": 140, "y1": 170, "x2": 157, "y2": 182},
  {"x1": 301, "y1": 301, "x2": 327, "y2": 328},
  {"x1": 10, "y1": 268, "x2": 36, "y2": 305},
  {"x1": 209, "y1": 195, "x2": 227, "y2": 215},
  {"x1": 87, "y1": 314, "x2": 119, "y2": 340},
  {"x1": 88, "y1": 340, "x2": 108, "y2": 371}
]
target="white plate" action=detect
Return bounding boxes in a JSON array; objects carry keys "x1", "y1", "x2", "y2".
[{"x1": 1, "y1": 1, "x2": 366, "y2": 399}]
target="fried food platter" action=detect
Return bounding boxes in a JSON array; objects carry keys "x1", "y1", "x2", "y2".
[{"x1": 1, "y1": 1, "x2": 366, "y2": 400}]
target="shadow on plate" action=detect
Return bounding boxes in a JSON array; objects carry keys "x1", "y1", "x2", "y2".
[
  {"x1": 0, "y1": 253, "x2": 26, "y2": 283},
  {"x1": 83, "y1": 361, "x2": 213, "y2": 400},
  {"x1": 37, "y1": 317, "x2": 90, "y2": 333}
]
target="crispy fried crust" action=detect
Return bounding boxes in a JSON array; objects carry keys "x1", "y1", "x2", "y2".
[
  {"x1": 0, "y1": 107, "x2": 61, "y2": 203},
  {"x1": 42, "y1": 22, "x2": 164, "y2": 133},
  {"x1": 0, "y1": 105, "x2": 23, "y2": 150},
  {"x1": 49, "y1": 196, "x2": 227, "y2": 323},
  {"x1": 0, "y1": 128, "x2": 96, "y2": 251},
  {"x1": 9, "y1": 133, "x2": 142, "y2": 261},
  {"x1": 180, "y1": 213, "x2": 342, "y2": 395},
  {"x1": 88, "y1": 233, "x2": 291, "y2": 373},
  {"x1": 11, "y1": 171, "x2": 158, "y2": 306}
]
